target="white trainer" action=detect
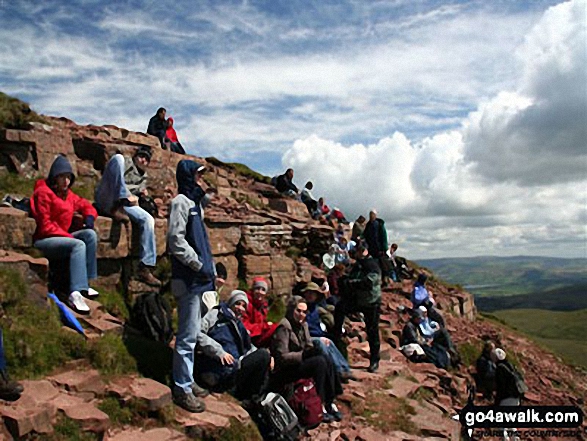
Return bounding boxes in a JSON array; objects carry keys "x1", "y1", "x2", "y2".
[{"x1": 68, "y1": 291, "x2": 90, "y2": 314}]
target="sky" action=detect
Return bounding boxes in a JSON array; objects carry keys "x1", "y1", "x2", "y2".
[{"x1": 1, "y1": 0, "x2": 585, "y2": 259}]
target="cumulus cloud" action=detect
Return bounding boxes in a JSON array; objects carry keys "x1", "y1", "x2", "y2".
[{"x1": 283, "y1": 0, "x2": 586, "y2": 258}]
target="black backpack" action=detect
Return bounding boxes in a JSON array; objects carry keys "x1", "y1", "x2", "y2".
[
  {"x1": 138, "y1": 194, "x2": 158, "y2": 218},
  {"x1": 249, "y1": 392, "x2": 301, "y2": 441},
  {"x1": 131, "y1": 293, "x2": 173, "y2": 344},
  {"x1": 502, "y1": 363, "x2": 529, "y2": 396}
]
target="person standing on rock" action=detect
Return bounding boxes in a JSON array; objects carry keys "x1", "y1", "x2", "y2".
[
  {"x1": 31, "y1": 155, "x2": 99, "y2": 314},
  {"x1": 351, "y1": 215, "x2": 366, "y2": 241},
  {"x1": 333, "y1": 244, "x2": 382, "y2": 373},
  {"x1": 363, "y1": 209, "x2": 389, "y2": 279},
  {"x1": 147, "y1": 107, "x2": 168, "y2": 148},
  {"x1": 167, "y1": 160, "x2": 216, "y2": 413},
  {"x1": 94, "y1": 147, "x2": 161, "y2": 287}
]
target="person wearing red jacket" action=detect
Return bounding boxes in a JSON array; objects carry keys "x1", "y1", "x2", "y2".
[
  {"x1": 165, "y1": 117, "x2": 186, "y2": 155},
  {"x1": 242, "y1": 277, "x2": 278, "y2": 348},
  {"x1": 31, "y1": 155, "x2": 99, "y2": 314}
]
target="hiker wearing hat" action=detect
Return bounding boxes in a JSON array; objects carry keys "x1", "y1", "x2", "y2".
[
  {"x1": 492, "y1": 348, "x2": 525, "y2": 406},
  {"x1": 168, "y1": 160, "x2": 217, "y2": 413},
  {"x1": 333, "y1": 243, "x2": 382, "y2": 373},
  {"x1": 94, "y1": 147, "x2": 161, "y2": 287},
  {"x1": 302, "y1": 283, "x2": 355, "y2": 383},
  {"x1": 242, "y1": 277, "x2": 279, "y2": 348},
  {"x1": 196, "y1": 290, "x2": 273, "y2": 401},
  {"x1": 31, "y1": 155, "x2": 100, "y2": 314}
]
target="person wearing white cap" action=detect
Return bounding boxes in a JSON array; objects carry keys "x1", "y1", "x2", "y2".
[
  {"x1": 197, "y1": 290, "x2": 273, "y2": 401},
  {"x1": 492, "y1": 348, "x2": 526, "y2": 406}
]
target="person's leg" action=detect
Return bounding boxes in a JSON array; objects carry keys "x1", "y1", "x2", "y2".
[
  {"x1": 124, "y1": 206, "x2": 157, "y2": 267},
  {"x1": 362, "y1": 304, "x2": 381, "y2": 371},
  {"x1": 312, "y1": 337, "x2": 350, "y2": 375},
  {"x1": 234, "y1": 349, "x2": 271, "y2": 400},
  {"x1": 94, "y1": 154, "x2": 129, "y2": 214},
  {"x1": 35, "y1": 237, "x2": 88, "y2": 292},
  {"x1": 71, "y1": 229, "x2": 98, "y2": 282}
]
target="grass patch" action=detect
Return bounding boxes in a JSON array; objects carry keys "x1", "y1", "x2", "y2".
[
  {"x1": 458, "y1": 339, "x2": 484, "y2": 367},
  {"x1": 231, "y1": 191, "x2": 264, "y2": 210},
  {"x1": 285, "y1": 246, "x2": 302, "y2": 260},
  {"x1": 354, "y1": 390, "x2": 419, "y2": 435},
  {"x1": 95, "y1": 286, "x2": 129, "y2": 321},
  {"x1": 266, "y1": 295, "x2": 286, "y2": 324},
  {"x1": 0, "y1": 172, "x2": 38, "y2": 197},
  {"x1": 0, "y1": 91, "x2": 46, "y2": 129},
  {"x1": 26, "y1": 415, "x2": 98, "y2": 441},
  {"x1": 216, "y1": 418, "x2": 263, "y2": 441},
  {"x1": 87, "y1": 333, "x2": 137, "y2": 376},
  {"x1": 97, "y1": 397, "x2": 133, "y2": 426},
  {"x1": 206, "y1": 157, "x2": 271, "y2": 184}
]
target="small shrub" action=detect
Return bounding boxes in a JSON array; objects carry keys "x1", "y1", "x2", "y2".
[
  {"x1": 218, "y1": 418, "x2": 263, "y2": 441},
  {"x1": 0, "y1": 172, "x2": 38, "y2": 197},
  {"x1": 87, "y1": 333, "x2": 137, "y2": 376},
  {"x1": 97, "y1": 397, "x2": 133, "y2": 426},
  {"x1": 95, "y1": 287, "x2": 129, "y2": 321},
  {"x1": 458, "y1": 339, "x2": 484, "y2": 368}
]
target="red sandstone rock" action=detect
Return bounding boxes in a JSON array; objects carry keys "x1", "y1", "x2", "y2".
[
  {"x1": 128, "y1": 377, "x2": 172, "y2": 411},
  {"x1": 107, "y1": 427, "x2": 188, "y2": 441},
  {"x1": 49, "y1": 369, "x2": 105, "y2": 396}
]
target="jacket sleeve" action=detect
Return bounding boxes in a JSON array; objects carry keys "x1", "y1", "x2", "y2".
[
  {"x1": 197, "y1": 310, "x2": 228, "y2": 359},
  {"x1": 241, "y1": 307, "x2": 264, "y2": 338},
  {"x1": 33, "y1": 188, "x2": 73, "y2": 238},
  {"x1": 167, "y1": 196, "x2": 203, "y2": 272},
  {"x1": 379, "y1": 220, "x2": 388, "y2": 251},
  {"x1": 72, "y1": 193, "x2": 98, "y2": 218},
  {"x1": 272, "y1": 325, "x2": 303, "y2": 366}
]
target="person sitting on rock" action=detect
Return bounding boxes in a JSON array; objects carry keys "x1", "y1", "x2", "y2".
[
  {"x1": 401, "y1": 309, "x2": 452, "y2": 369},
  {"x1": 417, "y1": 305, "x2": 458, "y2": 363},
  {"x1": 271, "y1": 296, "x2": 343, "y2": 423},
  {"x1": 411, "y1": 273, "x2": 445, "y2": 327},
  {"x1": 165, "y1": 117, "x2": 186, "y2": 155},
  {"x1": 31, "y1": 155, "x2": 99, "y2": 314},
  {"x1": 0, "y1": 329, "x2": 23, "y2": 401},
  {"x1": 301, "y1": 283, "x2": 355, "y2": 383},
  {"x1": 196, "y1": 290, "x2": 274, "y2": 401},
  {"x1": 94, "y1": 147, "x2": 161, "y2": 287},
  {"x1": 147, "y1": 107, "x2": 168, "y2": 147},
  {"x1": 274, "y1": 168, "x2": 298, "y2": 197},
  {"x1": 300, "y1": 181, "x2": 319, "y2": 217},
  {"x1": 167, "y1": 160, "x2": 217, "y2": 413},
  {"x1": 333, "y1": 244, "x2": 382, "y2": 373},
  {"x1": 318, "y1": 197, "x2": 330, "y2": 218},
  {"x1": 242, "y1": 277, "x2": 279, "y2": 348},
  {"x1": 475, "y1": 341, "x2": 496, "y2": 400},
  {"x1": 335, "y1": 237, "x2": 355, "y2": 266},
  {"x1": 351, "y1": 215, "x2": 366, "y2": 241},
  {"x1": 326, "y1": 263, "x2": 346, "y2": 306}
]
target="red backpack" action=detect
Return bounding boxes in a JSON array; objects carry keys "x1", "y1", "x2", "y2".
[{"x1": 288, "y1": 378, "x2": 323, "y2": 429}]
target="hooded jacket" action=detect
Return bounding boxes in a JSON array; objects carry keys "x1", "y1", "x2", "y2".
[
  {"x1": 147, "y1": 113, "x2": 167, "y2": 141},
  {"x1": 346, "y1": 256, "x2": 382, "y2": 308},
  {"x1": 364, "y1": 217, "x2": 388, "y2": 256},
  {"x1": 165, "y1": 117, "x2": 179, "y2": 143},
  {"x1": 241, "y1": 290, "x2": 278, "y2": 343},
  {"x1": 271, "y1": 296, "x2": 313, "y2": 371},
  {"x1": 31, "y1": 156, "x2": 97, "y2": 241},
  {"x1": 167, "y1": 160, "x2": 214, "y2": 287}
]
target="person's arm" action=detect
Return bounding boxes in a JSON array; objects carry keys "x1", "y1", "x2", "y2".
[
  {"x1": 272, "y1": 325, "x2": 303, "y2": 366},
  {"x1": 167, "y1": 196, "x2": 203, "y2": 271}
]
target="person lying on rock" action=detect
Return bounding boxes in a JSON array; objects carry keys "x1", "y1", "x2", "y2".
[
  {"x1": 167, "y1": 160, "x2": 217, "y2": 413},
  {"x1": 196, "y1": 290, "x2": 274, "y2": 401},
  {"x1": 241, "y1": 277, "x2": 279, "y2": 348},
  {"x1": 31, "y1": 155, "x2": 99, "y2": 314},
  {"x1": 147, "y1": 107, "x2": 168, "y2": 148},
  {"x1": 165, "y1": 117, "x2": 186, "y2": 155},
  {"x1": 301, "y1": 283, "x2": 355, "y2": 383},
  {"x1": 333, "y1": 244, "x2": 382, "y2": 373},
  {"x1": 270, "y1": 296, "x2": 343, "y2": 423},
  {"x1": 94, "y1": 146, "x2": 161, "y2": 287}
]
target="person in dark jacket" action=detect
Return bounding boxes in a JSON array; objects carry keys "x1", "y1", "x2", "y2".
[
  {"x1": 333, "y1": 244, "x2": 382, "y2": 373},
  {"x1": 147, "y1": 107, "x2": 168, "y2": 147},
  {"x1": 351, "y1": 215, "x2": 366, "y2": 241},
  {"x1": 197, "y1": 290, "x2": 273, "y2": 401},
  {"x1": 94, "y1": 147, "x2": 160, "y2": 286},
  {"x1": 401, "y1": 310, "x2": 451, "y2": 369},
  {"x1": 363, "y1": 210, "x2": 387, "y2": 258},
  {"x1": 274, "y1": 169, "x2": 298, "y2": 196},
  {"x1": 31, "y1": 155, "x2": 99, "y2": 314},
  {"x1": 271, "y1": 296, "x2": 343, "y2": 422},
  {"x1": 492, "y1": 348, "x2": 523, "y2": 406},
  {"x1": 475, "y1": 341, "x2": 496, "y2": 399},
  {"x1": 167, "y1": 160, "x2": 216, "y2": 413}
]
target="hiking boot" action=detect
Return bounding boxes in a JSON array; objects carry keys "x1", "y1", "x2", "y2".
[
  {"x1": 0, "y1": 370, "x2": 23, "y2": 400},
  {"x1": 340, "y1": 371, "x2": 357, "y2": 383},
  {"x1": 137, "y1": 265, "x2": 162, "y2": 287},
  {"x1": 173, "y1": 390, "x2": 206, "y2": 413},
  {"x1": 367, "y1": 359, "x2": 380, "y2": 373},
  {"x1": 326, "y1": 403, "x2": 343, "y2": 422},
  {"x1": 191, "y1": 382, "x2": 210, "y2": 398},
  {"x1": 68, "y1": 291, "x2": 90, "y2": 315},
  {"x1": 110, "y1": 205, "x2": 130, "y2": 224}
]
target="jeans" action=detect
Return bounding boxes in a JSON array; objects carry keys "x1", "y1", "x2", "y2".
[
  {"x1": 313, "y1": 337, "x2": 350, "y2": 375},
  {"x1": 172, "y1": 277, "x2": 211, "y2": 394},
  {"x1": 35, "y1": 229, "x2": 98, "y2": 292},
  {"x1": 95, "y1": 154, "x2": 156, "y2": 266}
]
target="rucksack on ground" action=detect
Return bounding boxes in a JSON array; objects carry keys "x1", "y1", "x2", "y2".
[
  {"x1": 250, "y1": 392, "x2": 300, "y2": 441},
  {"x1": 287, "y1": 378, "x2": 323, "y2": 430},
  {"x1": 131, "y1": 292, "x2": 173, "y2": 344}
]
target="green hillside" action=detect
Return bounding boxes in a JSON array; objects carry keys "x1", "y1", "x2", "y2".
[{"x1": 490, "y1": 308, "x2": 587, "y2": 369}]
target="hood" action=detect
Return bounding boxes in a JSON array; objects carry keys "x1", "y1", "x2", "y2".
[
  {"x1": 47, "y1": 155, "x2": 75, "y2": 187},
  {"x1": 168, "y1": 117, "x2": 174, "y2": 125},
  {"x1": 176, "y1": 160, "x2": 206, "y2": 204}
]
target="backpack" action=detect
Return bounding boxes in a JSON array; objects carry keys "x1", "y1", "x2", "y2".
[
  {"x1": 251, "y1": 392, "x2": 301, "y2": 441},
  {"x1": 502, "y1": 363, "x2": 528, "y2": 396},
  {"x1": 287, "y1": 379, "x2": 323, "y2": 429},
  {"x1": 131, "y1": 293, "x2": 173, "y2": 344},
  {"x1": 138, "y1": 194, "x2": 158, "y2": 218}
]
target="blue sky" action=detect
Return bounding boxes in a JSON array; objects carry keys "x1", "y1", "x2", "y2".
[{"x1": 1, "y1": 0, "x2": 585, "y2": 258}]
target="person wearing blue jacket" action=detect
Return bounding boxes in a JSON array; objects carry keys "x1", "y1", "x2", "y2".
[
  {"x1": 167, "y1": 160, "x2": 216, "y2": 413},
  {"x1": 196, "y1": 290, "x2": 273, "y2": 401}
]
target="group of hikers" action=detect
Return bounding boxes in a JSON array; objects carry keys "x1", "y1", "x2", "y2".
[{"x1": 0, "y1": 110, "x2": 528, "y2": 435}]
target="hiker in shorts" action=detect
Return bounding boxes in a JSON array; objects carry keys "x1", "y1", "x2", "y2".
[{"x1": 94, "y1": 147, "x2": 161, "y2": 287}]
